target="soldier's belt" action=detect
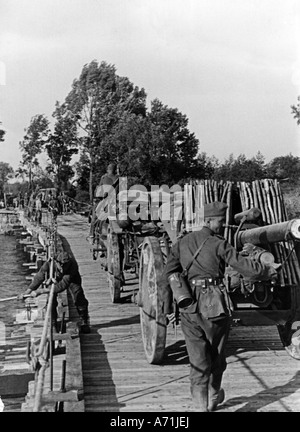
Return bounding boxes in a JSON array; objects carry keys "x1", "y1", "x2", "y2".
[{"x1": 191, "y1": 277, "x2": 223, "y2": 287}]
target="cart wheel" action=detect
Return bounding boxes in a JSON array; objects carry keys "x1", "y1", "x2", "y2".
[
  {"x1": 139, "y1": 236, "x2": 167, "y2": 364},
  {"x1": 107, "y1": 228, "x2": 122, "y2": 303}
]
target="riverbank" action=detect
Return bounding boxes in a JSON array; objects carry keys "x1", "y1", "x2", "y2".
[{"x1": 0, "y1": 209, "x2": 68, "y2": 412}]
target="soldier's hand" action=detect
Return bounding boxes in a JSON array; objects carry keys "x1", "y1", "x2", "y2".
[
  {"x1": 269, "y1": 269, "x2": 280, "y2": 284},
  {"x1": 17, "y1": 289, "x2": 32, "y2": 300},
  {"x1": 241, "y1": 243, "x2": 255, "y2": 256},
  {"x1": 35, "y1": 287, "x2": 51, "y2": 297},
  {"x1": 271, "y1": 263, "x2": 282, "y2": 271},
  {"x1": 166, "y1": 313, "x2": 176, "y2": 325},
  {"x1": 45, "y1": 277, "x2": 56, "y2": 287}
]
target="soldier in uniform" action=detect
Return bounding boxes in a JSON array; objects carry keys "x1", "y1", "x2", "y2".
[
  {"x1": 97, "y1": 163, "x2": 118, "y2": 192},
  {"x1": 18, "y1": 251, "x2": 91, "y2": 334},
  {"x1": 89, "y1": 163, "x2": 119, "y2": 253},
  {"x1": 160, "y1": 201, "x2": 280, "y2": 412}
]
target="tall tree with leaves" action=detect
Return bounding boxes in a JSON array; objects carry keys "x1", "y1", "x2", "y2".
[
  {"x1": 0, "y1": 121, "x2": 5, "y2": 142},
  {"x1": 215, "y1": 152, "x2": 266, "y2": 182},
  {"x1": 291, "y1": 96, "x2": 300, "y2": 125},
  {"x1": 19, "y1": 114, "x2": 50, "y2": 191},
  {"x1": 101, "y1": 99, "x2": 200, "y2": 186},
  {"x1": 63, "y1": 60, "x2": 147, "y2": 201},
  {"x1": 0, "y1": 161, "x2": 13, "y2": 197},
  {"x1": 266, "y1": 153, "x2": 300, "y2": 182},
  {"x1": 193, "y1": 152, "x2": 220, "y2": 180},
  {"x1": 45, "y1": 102, "x2": 79, "y2": 191},
  {"x1": 147, "y1": 99, "x2": 199, "y2": 184},
  {"x1": 99, "y1": 113, "x2": 148, "y2": 181}
]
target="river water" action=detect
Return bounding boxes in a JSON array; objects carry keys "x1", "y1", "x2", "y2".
[
  {"x1": 0, "y1": 235, "x2": 29, "y2": 326},
  {"x1": 0, "y1": 234, "x2": 32, "y2": 412}
]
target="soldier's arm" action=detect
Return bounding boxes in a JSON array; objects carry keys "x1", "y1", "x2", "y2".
[
  {"x1": 18, "y1": 261, "x2": 50, "y2": 299},
  {"x1": 217, "y1": 239, "x2": 278, "y2": 280},
  {"x1": 53, "y1": 274, "x2": 71, "y2": 293},
  {"x1": 157, "y1": 242, "x2": 183, "y2": 315},
  {"x1": 163, "y1": 242, "x2": 183, "y2": 279},
  {"x1": 28, "y1": 261, "x2": 50, "y2": 291}
]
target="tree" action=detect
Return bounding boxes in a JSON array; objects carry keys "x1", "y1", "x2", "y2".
[
  {"x1": 291, "y1": 96, "x2": 300, "y2": 125},
  {"x1": 146, "y1": 99, "x2": 199, "y2": 184},
  {"x1": 63, "y1": 60, "x2": 147, "y2": 200},
  {"x1": 98, "y1": 113, "x2": 154, "y2": 185},
  {"x1": 0, "y1": 121, "x2": 5, "y2": 142},
  {"x1": 99, "y1": 98, "x2": 200, "y2": 186},
  {"x1": 33, "y1": 166, "x2": 55, "y2": 190},
  {"x1": 19, "y1": 114, "x2": 50, "y2": 191},
  {"x1": 266, "y1": 154, "x2": 300, "y2": 183},
  {"x1": 73, "y1": 152, "x2": 91, "y2": 202},
  {"x1": 215, "y1": 152, "x2": 266, "y2": 182},
  {"x1": 193, "y1": 152, "x2": 220, "y2": 180},
  {"x1": 0, "y1": 162, "x2": 14, "y2": 197},
  {"x1": 45, "y1": 102, "x2": 79, "y2": 191}
]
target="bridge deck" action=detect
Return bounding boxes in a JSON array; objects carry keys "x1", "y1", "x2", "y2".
[{"x1": 57, "y1": 213, "x2": 300, "y2": 412}]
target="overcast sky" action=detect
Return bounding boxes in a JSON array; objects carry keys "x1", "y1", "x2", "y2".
[{"x1": 1, "y1": 0, "x2": 300, "y2": 170}]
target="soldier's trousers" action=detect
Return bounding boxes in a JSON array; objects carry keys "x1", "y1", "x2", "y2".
[
  {"x1": 68, "y1": 282, "x2": 89, "y2": 311},
  {"x1": 180, "y1": 311, "x2": 231, "y2": 390},
  {"x1": 52, "y1": 283, "x2": 89, "y2": 322}
]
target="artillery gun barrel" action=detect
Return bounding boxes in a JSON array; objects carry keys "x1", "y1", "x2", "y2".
[{"x1": 236, "y1": 219, "x2": 300, "y2": 248}]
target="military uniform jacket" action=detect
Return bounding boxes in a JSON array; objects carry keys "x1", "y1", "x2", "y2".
[
  {"x1": 164, "y1": 226, "x2": 277, "y2": 285},
  {"x1": 95, "y1": 174, "x2": 118, "y2": 199},
  {"x1": 28, "y1": 259, "x2": 82, "y2": 294}
]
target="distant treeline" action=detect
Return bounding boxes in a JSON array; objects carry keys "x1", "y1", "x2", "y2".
[{"x1": 0, "y1": 62, "x2": 299, "y2": 208}]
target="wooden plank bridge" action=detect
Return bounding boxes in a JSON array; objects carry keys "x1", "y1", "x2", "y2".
[{"x1": 56, "y1": 213, "x2": 300, "y2": 413}]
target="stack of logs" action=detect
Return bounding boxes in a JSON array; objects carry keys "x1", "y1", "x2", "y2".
[
  {"x1": 183, "y1": 178, "x2": 300, "y2": 288},
  {"x1": 238, "y1": 179, "x2": 300, "y2": 288},
  {"x1": 183, "y1": 179, "x2": 233, "y2": 240}
]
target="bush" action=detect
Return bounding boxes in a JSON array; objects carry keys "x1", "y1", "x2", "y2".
[
  {"x1": 282, "y1": 192, "x2": 300, "y2": 219},
  {"x1": 280, "y1": 181, "x2": 300, "y2": 219}
]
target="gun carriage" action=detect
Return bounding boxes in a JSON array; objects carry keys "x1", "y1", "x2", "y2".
[
  {"x1": 92, "y1": 178, "x2": 300, "y2": 364},
  {"x1": 137, "y1": 180, "x2": 300, "y2": 364}
]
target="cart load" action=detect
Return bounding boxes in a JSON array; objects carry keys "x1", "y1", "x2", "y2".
[{"x1": 136, "y1": 179, "x2": 300, "y2": 363}]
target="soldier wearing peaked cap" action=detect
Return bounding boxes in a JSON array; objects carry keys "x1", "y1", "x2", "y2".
[
  {"x1": 159, "y1": 201, "x2": 279, "y2": 412},
  {"x1": 204, "y1": 201, "x2": 228, "y2": 218}
]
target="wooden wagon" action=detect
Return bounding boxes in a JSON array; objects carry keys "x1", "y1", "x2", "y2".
[{"x1": 90, "y1": 182, "x2": 166, "y2": 303}]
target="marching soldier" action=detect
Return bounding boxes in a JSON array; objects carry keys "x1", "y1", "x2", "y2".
[{"x1": 159, "y1": 201, "x2": 280, "y2": 412}]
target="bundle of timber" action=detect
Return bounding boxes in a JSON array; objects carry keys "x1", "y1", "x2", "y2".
[
  {"x1": 238, "y1": 179, "x2": 287, "y2": 224},
  {"x1": 238, "y1": 178, "x2": 300, "y2": 287},
  {"x1": 183, "y1": 178, "x2": 300, "y2": 287},
  {"x1": 183, "y1": 179, "x2": 233, "y2": 242}
]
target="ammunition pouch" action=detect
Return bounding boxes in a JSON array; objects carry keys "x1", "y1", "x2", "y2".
[
  {"x1": 191, "y1": 278, "x2": 233, "y2": 319},
  {"x1": 168, "y1": 274, "x2": 233, "y2": 318}
]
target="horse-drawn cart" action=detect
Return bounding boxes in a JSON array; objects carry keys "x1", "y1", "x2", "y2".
[{"x1": 90, "y1": 185, "x2": 164, "y2": 303}]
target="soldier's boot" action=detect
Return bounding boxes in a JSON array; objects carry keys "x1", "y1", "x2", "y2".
[
  {"x1": 77, "y1": 307, "x2": 91, "y2": 334},
  {"x1": 208, "y1": 373, "x2": 225, "y2": 412},
  {"x1": 191, "y1": 384, "x2": 209, "y2": 412}
]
